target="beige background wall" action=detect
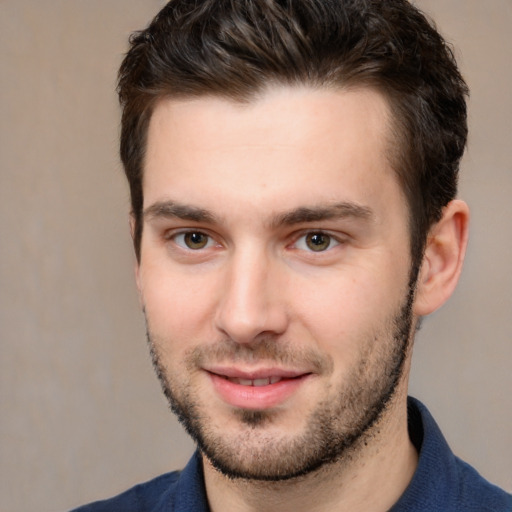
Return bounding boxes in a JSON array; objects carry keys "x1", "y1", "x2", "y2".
[{"x1": 1, "y1": 1, "x2": 510, "y2": 511}]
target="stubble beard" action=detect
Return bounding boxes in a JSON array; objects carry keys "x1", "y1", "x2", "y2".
[{"x1": 146, "y1": 281, "x2": 416, "y2": 482}]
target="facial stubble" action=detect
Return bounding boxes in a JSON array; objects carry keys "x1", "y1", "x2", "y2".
[{"x1": 146, "y1": 280, "x2": 416, "y2": 482}]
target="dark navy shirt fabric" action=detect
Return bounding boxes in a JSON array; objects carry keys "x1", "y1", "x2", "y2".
[{"x1": 71, "y1": 397, "x2": 512, "y2": 511}]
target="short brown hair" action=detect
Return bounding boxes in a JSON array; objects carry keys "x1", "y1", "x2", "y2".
[{"x1": 118, "y1": 0, "x2": 468, "y2": 266}]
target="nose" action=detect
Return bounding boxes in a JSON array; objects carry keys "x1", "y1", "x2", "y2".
[{"x1": 214, "y1": 246, "x2": 289, "y2": 344}]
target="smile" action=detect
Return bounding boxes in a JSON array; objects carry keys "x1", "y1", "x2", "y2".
[
  {"x1": 224, "y1": 376, "x2": 284, "y2": 386},
  {"x1": 206, "y1": 368, "x2": 312, "y2": 409}
]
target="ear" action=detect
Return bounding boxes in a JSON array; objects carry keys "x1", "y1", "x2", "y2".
[
  {"x1": 129, "y1": 214, "x2": 143, "y2": 300},
  {"x1": 414, "y1": 200, "x2": 470, "y2": 316}
]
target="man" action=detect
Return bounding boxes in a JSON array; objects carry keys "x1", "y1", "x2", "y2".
[{"x1": 73, "y1": 0, "x2": 512, "y2": 510}]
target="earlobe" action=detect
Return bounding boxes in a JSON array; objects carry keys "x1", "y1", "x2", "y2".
[{"x1": 414, "y1": 200, "x2": 470, "y2": 316}]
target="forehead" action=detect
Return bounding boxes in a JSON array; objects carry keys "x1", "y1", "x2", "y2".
[{"x1": 144, "y1": 86, "x2": 403, "y2": 221}]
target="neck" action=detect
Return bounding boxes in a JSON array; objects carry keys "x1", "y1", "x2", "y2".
[{"x1": 203, "y1": 388, "x2": 417, "y2": 512}]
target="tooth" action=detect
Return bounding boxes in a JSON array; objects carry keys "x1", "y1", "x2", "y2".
[
  {"x1": 253, "y1": 378, "x2": 270, "y2": 387},
  {"x1": 227, "y1": 376, "x2": 283, "y2": 386}
]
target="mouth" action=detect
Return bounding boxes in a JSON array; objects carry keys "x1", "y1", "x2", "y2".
[
  {"x1": 205, "y1": 367, "x2": 312, "y2": 410},
  {"x1": 222, "y1": 375, "x2": 287, "y2": 386}
]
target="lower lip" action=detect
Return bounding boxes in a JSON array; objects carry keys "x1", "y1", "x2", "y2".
[{"x1": 208, "y1": 373, "x2": 309, "y2": 410}]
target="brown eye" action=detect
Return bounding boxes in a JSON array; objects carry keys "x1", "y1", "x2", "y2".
[
  {"x1": 305, "y1": 232, "x2": 332, "y2": 252},
  {"x1": 180, "y1": 232, "x2": 210, "y2": 250}
]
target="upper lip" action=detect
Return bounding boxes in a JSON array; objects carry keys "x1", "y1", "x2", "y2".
[{"x1": 204, "y1": 365, "x2": 311, "y2": 380}]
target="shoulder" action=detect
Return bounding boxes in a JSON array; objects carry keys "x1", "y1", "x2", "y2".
[
  {"x1": 453, "y1": 456, "x2": 512, "y2": 512},
  {"x1": 392, "y1": 398, "x2": 512, "y2": 511},
  {"x1": 69, "y1": 471, "x2": 181, "y2": 512},
  {"x1": 69, "y1": 451, "x2": 208, "y2": 512}
]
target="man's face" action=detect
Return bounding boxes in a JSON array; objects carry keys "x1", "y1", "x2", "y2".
[{"x1": 137, "y1": 86, "x2": 416, "y2": 480}]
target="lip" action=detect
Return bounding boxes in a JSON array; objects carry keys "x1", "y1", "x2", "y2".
[{"x1": 205, "y1": 366, "x2": 312, "y2": 410}]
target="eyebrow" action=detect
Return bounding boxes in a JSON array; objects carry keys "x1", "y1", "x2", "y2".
[
  {"x1": 270, "y1": 202, "x2": 374, "y2": 228},
  {"x1": 144, "y1": 200, "x2": 217, "y2": 223},
  {"x1": 143, "y1": 199, "x2": 374, "y2": 227}
]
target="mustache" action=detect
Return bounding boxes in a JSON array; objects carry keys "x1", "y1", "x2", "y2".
[
  {"x1": 184, "y1": 337, "x2": 333, "y2": 374},
  {"x1": 142, "y1": 308, "x2": 333, "y2": 374}
]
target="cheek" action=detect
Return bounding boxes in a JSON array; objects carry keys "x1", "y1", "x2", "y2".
[
  {"x1": 140, "y1": 266, "x2": 219, "y2": 340},
  {"x1": 290, "y1": 269, "x2": 402, "y2": 355}
]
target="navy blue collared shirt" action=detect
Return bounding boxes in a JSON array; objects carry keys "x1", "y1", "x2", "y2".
[{"x1": 71, "y1": 397, "x2": 512, "y2": 511}]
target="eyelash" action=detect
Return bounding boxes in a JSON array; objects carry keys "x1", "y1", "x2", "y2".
[
  {"x1": 292, "y1": 231, "x2": 342, "y2": 253},
  {"x1": 166, "y1": 229, "x2": 345, "y2": 254},
  {"x1": 168, "y1": 230, "x2": 219, "y2": 251}
]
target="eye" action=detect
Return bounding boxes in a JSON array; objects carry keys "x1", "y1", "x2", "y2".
[
  {"x1": 294, "y1": 232, "x2": 340, "y2": 252},
  {"x1": 173, "y1": 231, "x2": 216, "y2": 250}
]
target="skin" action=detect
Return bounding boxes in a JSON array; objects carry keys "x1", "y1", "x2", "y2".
[{"x1": 135, "y1": 86, "x2": 469, "y2": 511}]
